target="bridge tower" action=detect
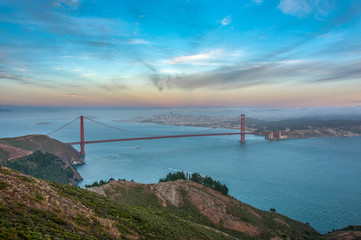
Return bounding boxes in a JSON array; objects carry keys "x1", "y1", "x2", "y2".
[
  {"x1": 80, "y1": 116, "x2": 85, "y2": 156},
  {"x1": 240, "y1": 114, "x2": 246, "y2": 144}
]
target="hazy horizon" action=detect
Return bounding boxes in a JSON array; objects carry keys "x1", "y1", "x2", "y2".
[{"x1": 2, "y1": 105, "x2": 361, "y2": 120}]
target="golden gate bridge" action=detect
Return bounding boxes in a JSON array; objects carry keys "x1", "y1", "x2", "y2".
[{"x1": 47, "y1": 114, "x2": 283, "y2": 156}]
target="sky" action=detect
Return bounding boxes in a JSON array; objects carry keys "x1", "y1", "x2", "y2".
[{"x1": 0, "y1": 0, "x2": 361, "y2": 108}]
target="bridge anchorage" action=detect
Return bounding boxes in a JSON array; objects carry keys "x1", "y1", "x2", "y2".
[{"x1": 47, "y1": 114, "x2": 288, "y2": 156}]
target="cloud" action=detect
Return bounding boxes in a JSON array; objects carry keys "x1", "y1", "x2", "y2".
[
  {"x1": 138, "y1": 59, "x2": 177, "y2": 91},
  {"x1": 55, "y1": 0, "x2": 81, "y2": 8},
  {"x1": 257, "y1": 3, "x2": 361, "y2": 61},
  {"x1": 0, "y1": 72, "x2": 32, "y2": 84},
  {"x1": 127, "y1": 39, "x2": 152, "y2": 44},
  {"x1": 63, "y1": 93, "x2": 87, "y2": 98},
  {"x1": 0, "y1": 2, "x2": 134, "y2": 40},
  {"x1": 163, "y1": 50, "x2": 221, "y2": 64},
  {"x1": 0, "y1": 70, "x2": 62, "y2": 89},
  {"x1": 221, "y1": 15, "x2": 232, "y2": 26},
  {"x1": 145, "y1": 57, "x2": 361, "y2": 91},
  {"x1": 252, "y1": 0, "x2": 264, "y2": 4},
  {"x1": 81, "y1": 40, "x2": 114, "y2": 47},
  {"x1": 278, "y1": 0, "x2": 312, "y2": 17},
  {"x1": 313, "y1": 60, "x2": 361, "y2": 82},
  {"x1": 100, "y1": 82, "x2": 128, "y2": 91},
  {"x1": 277, "y1": 0, "x2": 335, "y2": 17}
]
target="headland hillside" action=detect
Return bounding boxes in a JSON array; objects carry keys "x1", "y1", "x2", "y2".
[
  {"x1": 1, "y1": 166, "x2": 360, "y2": 239},
  {"x1": 0, "y1": 135, "x2": 83, "y2": 186},
  {"x1": 126, "y1": 113, "x2": 361, "y2": 139}
]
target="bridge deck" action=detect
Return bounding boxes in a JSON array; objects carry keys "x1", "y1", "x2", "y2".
[{"x1": 66, "y1": 132, "x2": 266, "y2": 145}]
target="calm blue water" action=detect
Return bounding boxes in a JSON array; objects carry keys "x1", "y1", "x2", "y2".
[{"x1": 1, "y1": 107, "x2": 360, "y2": 233}]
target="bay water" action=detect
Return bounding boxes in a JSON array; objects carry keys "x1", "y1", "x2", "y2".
[{"x1": 1, "y1": 107, "x2": 360, "y2": 233}]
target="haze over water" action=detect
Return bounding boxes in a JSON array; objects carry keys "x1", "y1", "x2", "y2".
[{"x1": 1, "y1": 107, "x2": 361, "y2": 234}]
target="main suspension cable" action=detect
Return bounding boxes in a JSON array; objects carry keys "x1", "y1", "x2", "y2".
[
  {"x1": 84, "y1": 117, "x2": 159, "y2": 137},
  {"x1": 46, "y1": 117, "x2": 80, "y2": 136}
]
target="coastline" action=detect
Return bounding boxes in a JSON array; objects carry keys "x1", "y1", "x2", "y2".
[{"x1": 126, "y1": 119, "x2": 361, "y2": 140}]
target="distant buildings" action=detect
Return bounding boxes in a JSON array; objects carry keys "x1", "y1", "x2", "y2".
[{"x1": 266, "y1": 131, "x2": 288, "y2": 140}]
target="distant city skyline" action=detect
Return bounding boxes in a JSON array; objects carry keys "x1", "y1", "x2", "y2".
[{"x1": 1, "y1": 0, "x2": 361, "y2": 107}]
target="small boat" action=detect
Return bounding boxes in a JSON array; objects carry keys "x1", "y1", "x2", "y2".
[{"x1": 136, "y1": 147, "x2": 141, "y2": 149}]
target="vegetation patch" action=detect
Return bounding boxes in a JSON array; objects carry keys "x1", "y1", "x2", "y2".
[
  {"x1": 84, "y1": 178, "x2": 115, "y2": 188},
  {"x1": 0, "y1": 180, "x2": 10, "y2": 190},
  {"x1": 159, "y1": 171, "x2": 229, "y2": 195},
  {"x1": 33, "y1": 193, "x2": 46, "y2": 203},
  {"x1": 1, "y1": 151, "x2": 78, "y2": 185}
]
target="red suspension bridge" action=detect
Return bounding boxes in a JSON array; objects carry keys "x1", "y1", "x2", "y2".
[{"x1": 47, "y1": 114, "x2": 286, "y2": 156}]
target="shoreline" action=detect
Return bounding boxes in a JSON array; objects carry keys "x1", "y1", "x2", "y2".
[{"x1": 127, "y1": 120, "x2": 361, "y2": 140}]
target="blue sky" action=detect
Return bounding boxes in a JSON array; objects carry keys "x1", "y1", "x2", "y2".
[{"x1": 0, "y1": 0, "x2": 361, "y2": 107}]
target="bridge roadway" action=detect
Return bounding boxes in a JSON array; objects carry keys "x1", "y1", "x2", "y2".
[{"x1": 66, "y1": 132, "x2": 267, "y2": 145}]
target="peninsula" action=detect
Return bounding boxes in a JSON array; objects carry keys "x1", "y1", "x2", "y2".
[{"x1": 0, "y1": 135, "x2": 83, "y2": 185}]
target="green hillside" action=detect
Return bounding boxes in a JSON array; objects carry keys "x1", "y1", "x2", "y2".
[
  {"x1": 89, "y1": 178, "x2": 321, "y2": 240},
  {"x1": 0, "y1": 167, "x2": 244, "y2": 240},
  {"x1": 1, "y1": 166, "x2": 360, "y2": 239}
]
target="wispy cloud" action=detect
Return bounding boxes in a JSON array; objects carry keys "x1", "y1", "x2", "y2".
[
  {"x1": 278, "y1": 0, "x2": 334, "y2": 17},
  {"x1": 62, "y1": 93, "x2": 88, "y2": 98},
  {"x1": 0, "y1": 71, "x2": 59, "y2": 89},
  {"x1": 278, "y1": 0, "x2": 312, "y2": 17},
  {"x1": 55, "y1": 0, "x2": 81, "y2": 9},
  {"x1": 145, "y1": 58, "x2": 361, "y2": 91},
  {"x1": 100, "y1": 83, "x2": 128, "y2": 91},
  {"x1": 163, "y1": 50, "x2": 222, "y2": 64},
  {"x1": 221, "y1": 15, "x2": 232, "y2": 26},
  {"x1": 127, "y1": 39, "x2": 152, "y2": 44},
  {"x1": 252, "y1": 0, "x2": 264, "y2": 5},
  {"x1": 0, "y1": 72, "x2": 31, "y2": 84}
]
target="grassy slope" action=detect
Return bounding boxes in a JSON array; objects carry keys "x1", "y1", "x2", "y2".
[
  {"x1": 324, "y1": 226, "x2": 361, "y2": 240},
  {"x1": 95, "y1": 180, "x2": 321, "y2": 240},
  {"x1": 0, "y1": 148, "x2": 8, "y2": 160},
  {"x1": 0, "y1": 167, "x2": 238, "y2": 240}
]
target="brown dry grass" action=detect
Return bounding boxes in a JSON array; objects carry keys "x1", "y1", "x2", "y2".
[{"x1": 0, "y1": 167, "x2": 127, "y2": 239}]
